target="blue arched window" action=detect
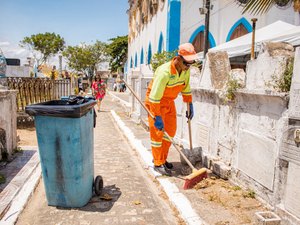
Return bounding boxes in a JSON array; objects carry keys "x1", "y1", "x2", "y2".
[
  {"x1": 226, "y1": 17, "x2": 252, "y2": 42},
  {"x1": 158, "y1": 32, "x2": 164, "y2": 53},
  {"x1": 189, "y1": 25, "x2": 216, "y2": 53},
  {"x1": 140, "y1": 48, "x2": 144, "y2": 64},
  {"x1": 135, "y1": 53, "x2": 138, "y2": 67},
  {"x1": 147, "y1": 43, "x2": 152, "y2": 64},
  {"x1": 166, "y1": 0, "x2": 181, "y2": 51}
]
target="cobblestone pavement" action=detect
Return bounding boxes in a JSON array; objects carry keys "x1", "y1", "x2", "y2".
[{"x1": 16, "y1": 95, "x2": 181, "y2": 225}]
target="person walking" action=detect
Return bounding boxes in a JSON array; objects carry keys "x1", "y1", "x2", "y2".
[
  {"x1": 145, "y1": 43, "x2": 197, "y2": 176},
  {"x1": 78, "y1": 74, "x2": 83, "y2": 92},
  {"x1": 92, "y1": 75, "x2": 106, "y2": 112}
]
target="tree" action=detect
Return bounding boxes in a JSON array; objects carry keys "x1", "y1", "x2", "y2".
[
  {"x1": 20, "y1": 32, "x2": 65, "y2": 67},
  {"x1": 150, "y1": 51, "x2": 176, "y2": 72},
  {"x1": 62, "y1": 41, "x2": 107, "y2": 78},
  {"x1": 106, "y1": 35, "x2": 128, "y2": 73},
  {"x1": 242, "y1": 0, "x2": 300, "y2": 15}
]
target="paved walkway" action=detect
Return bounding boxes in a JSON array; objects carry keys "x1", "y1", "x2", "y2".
[{"x1": 15, "y1": 95, "x2": 179, "y2": 225}]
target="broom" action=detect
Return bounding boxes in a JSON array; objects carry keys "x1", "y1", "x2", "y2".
[{"x1": 123, "y1": 80, "x2": 207, "y2": 189}]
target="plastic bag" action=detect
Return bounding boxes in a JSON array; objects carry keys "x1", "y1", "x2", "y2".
[{"x1": 25, "y1": 96, "x2": 96, "y2": 118}]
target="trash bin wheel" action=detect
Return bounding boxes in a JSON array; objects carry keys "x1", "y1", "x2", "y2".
[{"x1": 94, "y1": 175, "x2": 103, "y2": 196}]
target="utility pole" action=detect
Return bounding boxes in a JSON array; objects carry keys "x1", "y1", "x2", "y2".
[{"x1": 203, "y1": 0, "x2": 210, "y2": 58}]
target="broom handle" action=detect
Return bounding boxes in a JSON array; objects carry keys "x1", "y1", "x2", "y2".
[
  {"x1": 187, "y1": 102, "x2": 193, "y2": 150},
  {"x1": 123, "y1": 79, "x2": 196, "y2": 171}
]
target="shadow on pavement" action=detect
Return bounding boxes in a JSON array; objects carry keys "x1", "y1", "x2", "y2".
[
  {"x1": 56, "y1": 184, "x2": 122, "y2": 212},
  {"x1": 0, "y1": 150, "x2": 36, "y2": 192},
  {"x1": 83, "y1": 184, "x2": 122, "y2": 212}
]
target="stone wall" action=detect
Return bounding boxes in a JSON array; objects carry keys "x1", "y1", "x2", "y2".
[
  {"x1": 175, "y1": 44, "x2": 299, "y2": 224},
  {"x1": 0, "y1": 89, "x2": 17, "y2": 160},
  {"x1": 6, "y1": 65, "x2": 30, "y2": 77}
]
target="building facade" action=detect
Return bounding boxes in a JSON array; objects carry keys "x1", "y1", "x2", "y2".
[
  {"x1": 127, "y1": 0, "x2": 299, "y2": 76},
  {"x1": 127, "y1": 1, "x2": 300, "y2": 223}
]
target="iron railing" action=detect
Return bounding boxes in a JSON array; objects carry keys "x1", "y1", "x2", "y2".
[{"x1": 1, "y1": 77, "x2": 71, "y2": 112}]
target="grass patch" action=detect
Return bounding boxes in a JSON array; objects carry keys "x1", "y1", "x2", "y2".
[
  {"x1": 243, "y1": 189, "x2": 255, "y2": 199},
  {"x1": 232, "y1": 185, "x2": 242, "y2": 191},
  {"x1": 14, "y1": 146, "x2": 23, "y2": 153},
  {"x1": 0, "y1": 173, "x2": 6, "y2": 184}
]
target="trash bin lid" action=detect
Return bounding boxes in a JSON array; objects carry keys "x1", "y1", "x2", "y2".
[{"x1": 25, "y1": 98, "x2": 96, "y2": 118}]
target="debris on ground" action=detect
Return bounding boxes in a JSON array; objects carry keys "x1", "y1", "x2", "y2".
[
  {"x1": 99, "y1": 193, "x2": 113, "y2": 201},
  {"x1": 133, "y1": 200, "x2": 141, "y2": 205},
  {"x1": 190, "y1": 177, "x2": 266, "y2": 224}
]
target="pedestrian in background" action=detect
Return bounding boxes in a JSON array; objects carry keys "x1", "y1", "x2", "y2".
[
  {"x1": 145, "y1": 43, "x2": 197, "y2": 176},
  {"x1": 113, "y1": 81, "x2": 117, "y2": 91},
  {"x1": 92, "y1": 75, "x2": 106, "y2": 112},
  {"x1": 78, "y1": 74, "x2": 83, "y2": 92}
]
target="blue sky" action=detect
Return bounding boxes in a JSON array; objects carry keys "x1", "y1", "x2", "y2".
[{"x1": 0, "y1": 0, "x2": 128, "y2": 64}]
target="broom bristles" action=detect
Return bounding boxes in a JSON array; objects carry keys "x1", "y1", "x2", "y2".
[{"x1": 183, "y1": 168, "x2": 207, "y2": 190}]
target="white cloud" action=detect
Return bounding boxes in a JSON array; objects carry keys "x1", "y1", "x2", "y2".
[
  {"x1": 0, "y1": 40, "x2": 32, "y2": 65},
  {"x1": 0, "y1": 42, "x2": 10, "y2": 46},
  {"x1": 0, "y1": 40, "x2": 61, "y2": 67}
]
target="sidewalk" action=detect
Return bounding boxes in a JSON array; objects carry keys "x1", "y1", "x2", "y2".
[
  {"x1": 13, "y1": 95, "x2": 180, "y2": 225},
  {"x1": 0, "y1": 92, "x2": 268, "y2": 225}
]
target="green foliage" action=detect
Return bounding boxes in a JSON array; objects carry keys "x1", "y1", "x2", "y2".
[
  {"x1": 13, "y1": 146, "x2": 23, "y2": 153},
  {"x1": 242, "y1": 0, "x2": 299, "y2": 15},
  {"x1": 232, "y1": 185, "x2": 242, "y2": 191},
  {"x1": 20, "y1": 32, "x2": 65, "y2": 66},
  {"x1": 105, "y1": 36, "x2": 128, "y2": 72},
  {"x1": 150, "y1": 50, "x2": 176, "y2": 72},
  {"x1": 243, "y1": 189, "x2": 256, "y2": 199},
  {"x1": 0, "y1": 173, "x2": 5, "y2": 184},
  {"x1": 225, "y1": 78, "x2": 242, "y2": 101},
  {"x1": 271, "y1": 58, "x2": 294, "y2": 92},
  {"x1": 63, "y1": 41, "x2": 107, "y2": 77}
]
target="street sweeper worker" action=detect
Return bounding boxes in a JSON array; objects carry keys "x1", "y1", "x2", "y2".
[{"x1": 145, "y1": 43, "x2": 198, "y2": 176}]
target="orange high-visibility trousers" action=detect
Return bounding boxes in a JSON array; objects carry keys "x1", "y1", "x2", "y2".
[{"x1": 146, "y1": 100, "x2": 177, "y2": 166}]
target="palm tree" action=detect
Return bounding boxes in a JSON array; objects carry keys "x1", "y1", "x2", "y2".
[{"x1": 242, "y1": 0, "x2": 300, "y2": 14}]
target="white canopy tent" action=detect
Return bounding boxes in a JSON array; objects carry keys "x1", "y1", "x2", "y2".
[
  {"x1": 198, "y1": 20, "x2": 299, "y2": 59},
  {"x1": 270, "y1": 25, "x2": 300, "y2": 46}
]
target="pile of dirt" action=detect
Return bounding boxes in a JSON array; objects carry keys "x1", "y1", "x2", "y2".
[{"x1": 193, "y1": 177, "x2": 267, "y2": 224}]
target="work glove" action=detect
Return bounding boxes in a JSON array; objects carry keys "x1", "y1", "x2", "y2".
[
  {"x1": 154, "y1": 116, "x2": 164, "y2": 130},
  {"x1": 186, "y1": 103, "x2": 194, "y2": 120}
]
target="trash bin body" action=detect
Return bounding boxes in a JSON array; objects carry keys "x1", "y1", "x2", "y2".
[{"x1": 26, "y1": 99, "x2": 96, "y2": 207}]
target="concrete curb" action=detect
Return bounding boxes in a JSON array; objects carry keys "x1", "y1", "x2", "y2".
[
  {"x1": 111, "y1": 110, "x2": 208, "y2": 225},
  {"x1": 0, "y1": 146, "x2": 41, "y2": 225},
  {"x1": 1, "y1": 166, "x2": 41, "y2": 225}
]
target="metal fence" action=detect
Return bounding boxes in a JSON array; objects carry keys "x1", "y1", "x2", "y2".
[{"x1": 1, "y1": 77, "x2": 71, "y2": 112}]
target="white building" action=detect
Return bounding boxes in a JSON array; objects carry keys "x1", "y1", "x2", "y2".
[
  {"x1": 127, "y1": 1, "x2": 300, "y2": 223},
  {"x1": 127, "y1": 0, "x2": 299, "y2": 76}
]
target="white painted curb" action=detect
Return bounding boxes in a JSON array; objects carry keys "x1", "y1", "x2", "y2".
[
  {"x1": 0, "y1": 165, "x2": 41, "y2": 225},
  {"x1": 111, "y1": 110, "x2": 208, "y2": 225},
  {"x1": 108, "y1": 91, "x2": 130, "y2": 108}
]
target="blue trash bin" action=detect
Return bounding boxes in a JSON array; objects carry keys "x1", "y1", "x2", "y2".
[{"x1": 26, "y1": 98, "x2": 103, "y2": 207}]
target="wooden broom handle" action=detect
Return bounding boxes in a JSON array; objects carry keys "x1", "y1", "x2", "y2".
[
  {"x1": 122, "y1": 79, "x2": 154, "y2": 119},
  {"x1": 187, "y1": 102, "x2": 193, "y2": 150}
]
